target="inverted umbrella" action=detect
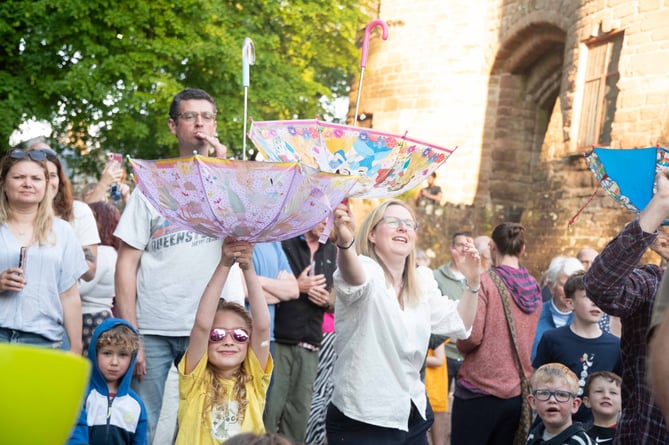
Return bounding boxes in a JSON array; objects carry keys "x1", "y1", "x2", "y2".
[
  {"x1": 584, "y1": 146, "x2": 669, "y2": 214},
  {"x1": 248, "y1": 118, "x2": 455, "y2": 199},
  {"x1": 130, "y1": 156, "x2": 359, "y2": 242}
]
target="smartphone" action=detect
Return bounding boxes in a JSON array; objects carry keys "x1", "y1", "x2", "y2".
[
  {"x1": 18, "y1": 247, "x2": 27, "y2": 271},
  {"x1": 107, "y1": 152, "x2": 123, "y2": 166}
]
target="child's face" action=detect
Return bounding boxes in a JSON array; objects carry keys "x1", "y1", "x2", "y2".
[
  {"x1": 568, "y1": 289, "x2": 603, "y2": 324},
  {"x1": 583, "y1": 377, "x2": 621, "y2": 419},
  {"x1": 97, "y1": 344, "x2": 133, "y2": 389},
  {"x1": 208, "y1": 311, "x2": 250, "y2": 375},
  {"x1": 529, "y1": 380, "x2": 581, "y2": 432}
]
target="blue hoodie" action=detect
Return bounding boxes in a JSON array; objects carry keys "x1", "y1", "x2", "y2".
[{"x1": 69, "y1": 318, "x2": 148, "y2": 445}]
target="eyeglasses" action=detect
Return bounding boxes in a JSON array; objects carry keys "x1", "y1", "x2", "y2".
[
  {"x1": 8, "y1": 148, "x2": 58, "y2": 162},
  {"x1": 378, "y1": 216, "x2": 418, "y2": 232},
  {"x1": 208, "y1": 328, "x2": 250, "y2": 344},
  {"x1": 532, "y1": 389, "x2": 575, "y2": 403},
  {"x1": 176, "y1": 111, "x2": 216, "y2": 123}
]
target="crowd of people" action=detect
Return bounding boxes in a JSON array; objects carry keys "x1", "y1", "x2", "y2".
[{"x1": 3, "y1": 86, "x2": 669, "y2": 445}]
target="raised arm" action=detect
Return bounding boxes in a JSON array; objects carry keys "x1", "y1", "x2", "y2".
[
  {"x1": 244, "y1": 260, "x2": 271, "y2": 369},
  {"x1": 333, "y1": 203, "x2": 365, "y2": 286},
  {"x1": 639, "y1": 170, "x2": 669, "y2": 232},
  {"x1": 456, "y1": 241, "x2": 481, "y2": 331},
  {"x1": 184, "y1": 238, "x2": 247, "y2": 374}
]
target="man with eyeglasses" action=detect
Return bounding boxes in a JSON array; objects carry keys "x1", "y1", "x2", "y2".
[
  {"x1": 431, "y1": 230, "x2": 474, "y2": 442},
  {"x1": 433, "y1": 231, "x2": 474, "y2": 374},
  {"x1": 114, "y1": 88, "x2": 243, "y2": 444}
]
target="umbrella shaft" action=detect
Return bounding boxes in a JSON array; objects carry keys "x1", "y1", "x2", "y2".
[
  {"x1": 354, "y1": 68, "x2": 366, "y2": 127},
  {"x1": 243, "y1": 87, "x2": 249, "y2": 160}
]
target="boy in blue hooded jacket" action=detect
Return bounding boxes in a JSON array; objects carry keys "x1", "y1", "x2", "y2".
[{"x1": 69, "y1": 318, "x2": 148, "y2": 445}]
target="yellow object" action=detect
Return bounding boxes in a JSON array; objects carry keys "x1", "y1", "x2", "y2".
[
  {"x1": 425, "y1": 348, "x2": 449, "y2": 412},
  {"x1": 0, "y1": 344, "x2": 91, "y2": 445}
]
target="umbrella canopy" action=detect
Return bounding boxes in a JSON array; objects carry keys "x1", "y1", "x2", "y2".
[
  {"x1": 130, "y1": 156, "x2": 359, "y2": 242},
  {"x1": 585, "y1": 146, "x2": 669, "y2": 214},
  {"x1": 248, "y1": 119, "x2": 456, "y2": 199}
]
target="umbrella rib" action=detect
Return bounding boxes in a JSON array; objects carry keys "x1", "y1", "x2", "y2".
[
  {"x1": 253, "y1": 164, "x2": 302, "y2": 240},
  {"x1": 193, "y1": 157, "x2": 224, "y2": 235}
]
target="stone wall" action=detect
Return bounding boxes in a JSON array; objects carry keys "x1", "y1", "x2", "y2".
[{"x1": 350, "y1": 0, "x2": 669, "y2": 277}]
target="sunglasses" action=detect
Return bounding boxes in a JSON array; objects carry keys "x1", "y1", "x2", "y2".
[
  {"x1": 8, "y1": 148, "x2": 58, "y2": 162},
  {"x1": 208, "y1": 328, "x2": 250, "y2": 344}
]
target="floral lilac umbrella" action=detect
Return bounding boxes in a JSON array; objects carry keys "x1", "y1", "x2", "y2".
[
  {"x1": 130, "y1": 156, "x2": 359, "y2": 242},
  {"x1": 248, "y1": 119, "x2": 456, "y2": 199}
]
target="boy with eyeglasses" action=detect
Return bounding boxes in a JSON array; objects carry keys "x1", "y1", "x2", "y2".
[
  {"x1": 525, "y1": 363, "x2": 593, "y2": 444},
  {"x1": 532, "y1": 271, "x2": 622, "y2": 425}
]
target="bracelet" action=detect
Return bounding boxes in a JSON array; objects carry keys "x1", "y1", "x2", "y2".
[
  {"x1": 465, "y1": 282, "x2": 481, "y2": 293},
  {"x1": 337, "y1": 239, "x2": 355, "y2": 250}
]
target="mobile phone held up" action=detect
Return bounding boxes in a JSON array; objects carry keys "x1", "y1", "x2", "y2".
[
  {"x1": 107, "y1": 152, "x2": 124, "y2": 203},
  {"x1": 107, "y1": 152, "x2": 123, "y2": 165}
]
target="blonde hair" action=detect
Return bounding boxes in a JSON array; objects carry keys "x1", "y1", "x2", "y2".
[
  {"x1": 0, "y1": 155, "x2": 55, "y2": 245},
  {"x1": 96, "y1": 324, "x2": 140, "y2": 355},
  {"x1": 204, "y1": 301, "x2": 254, "y2": 427},
  {"x1": 530, "y1": 363, "x2": 579, "y2": 394},
  {"x1": 355, "y1": 199, "x2": 420, "y2": 307}
]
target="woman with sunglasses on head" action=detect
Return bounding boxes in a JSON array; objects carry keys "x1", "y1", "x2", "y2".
[
  {"x1": 327, "y1": 199, "x2": 481, "y2": 445},
  {"x1": 176, "y1": 238, "x2": 272, "y2": 444},
  {"x1": 0, "y1": 148, "x2": 87, "y2": 353},
  {"x1": 24, "y1": 139, "x2": 100, "y2": 282}
]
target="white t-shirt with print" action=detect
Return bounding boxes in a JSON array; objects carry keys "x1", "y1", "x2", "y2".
[{"x1": 114, "y1": 189, "x2": 244, "y2": 335}]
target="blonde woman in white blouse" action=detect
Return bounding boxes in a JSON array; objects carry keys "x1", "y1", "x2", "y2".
[{"x1": 327, "y1": 199, "x2": 480, "y2": 445}]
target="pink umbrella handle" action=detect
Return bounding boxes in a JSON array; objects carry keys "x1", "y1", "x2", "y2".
[{"x1": 360, "y1": 20, "x2": 389, "y2": 68}]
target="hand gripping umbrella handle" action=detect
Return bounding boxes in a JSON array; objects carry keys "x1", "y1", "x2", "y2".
[{"x1": 360, "y1": 20, "x2": 389, "y2": 68}]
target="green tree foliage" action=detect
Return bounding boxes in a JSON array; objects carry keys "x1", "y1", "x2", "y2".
[{"x1": 0, "y1": 0, "x2": 371, "y2": 174}]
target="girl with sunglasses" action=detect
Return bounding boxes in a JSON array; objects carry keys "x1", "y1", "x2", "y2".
[
  {"x1": 0, "y1": 149, "x2": 87, "y2": 352},
  {"x1": 176, "y1": 238, "x2": 272, "y2": 444},
  {"x1": 327, "y1": 199, "x2": 481, "y2": 445}
]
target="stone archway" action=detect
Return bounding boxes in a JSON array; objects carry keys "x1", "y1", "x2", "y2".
[{"x1": 481, "y1": 20, "x2": 567, "y2": 224}]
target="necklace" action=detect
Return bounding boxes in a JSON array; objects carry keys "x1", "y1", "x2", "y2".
[{"x1": 10, "y1": 223, "x2": 32, "y2": 237}]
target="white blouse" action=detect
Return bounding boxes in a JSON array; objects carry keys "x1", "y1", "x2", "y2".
[{"x1": 331, "y1": 255, "x2": 469, "y2": 431}]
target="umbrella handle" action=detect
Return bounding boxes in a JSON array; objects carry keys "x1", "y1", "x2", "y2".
[
  {"x1": 242, "y1": 37, "x2": 255, "y2": 160},
  {"x1": 360, "y1": 20, "x2": 388, "y2": 68},
  {"x1": 242, "y1": 38, "x2": 255, "y2": 87}
]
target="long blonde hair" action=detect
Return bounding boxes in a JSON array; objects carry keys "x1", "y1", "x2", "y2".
[
  {"x1": 203, "y1": 301, "x2": 254, "y2": 427},
  {"x1": 354, "y1": 199, "x2": 421, "y2": 307},
  {"x1": 0, "y1": 154, "x2": 54, "y2": 245}
]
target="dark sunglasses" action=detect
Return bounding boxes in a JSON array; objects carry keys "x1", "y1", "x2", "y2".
[
  {"x1": 209, "y1": 328, "x2": 250, "y2": 344},
  {"x1": 8, "y1": 148, "x2": 58, "y2": 162}
]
